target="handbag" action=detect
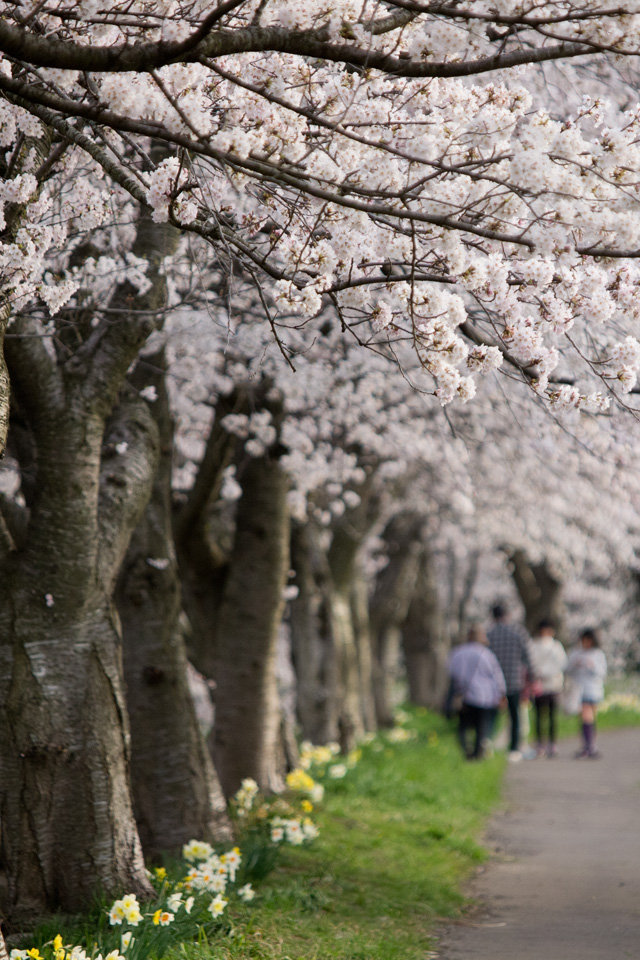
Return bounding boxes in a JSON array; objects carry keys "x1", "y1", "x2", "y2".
[{"x1": 560, "y1": 677, "x2": 582, "y2": 715}]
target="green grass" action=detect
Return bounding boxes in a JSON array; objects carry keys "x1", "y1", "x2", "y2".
[
  {"x1": 177, "y1": 709, "x2": 504, "y2": 960},
  {"x1": 20, "y1": 708, "x2": 504, "y2": 960},
  {"x1": 22, "y1": 685, "x2": 640, "y2": 960}
]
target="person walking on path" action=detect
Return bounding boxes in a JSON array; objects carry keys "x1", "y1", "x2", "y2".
[
  {"x1": 567, "y1": 627, "x2": 607, "y2": 759},
  {"x1": 487, "y1": 603, "x2": 532, "y2": 763},
  {"x1": 528, "y1": 619, "x2": 568, "y2": 758},
  {"x1": 447, "y1": 624, "x2": 506, "y2": 761}
]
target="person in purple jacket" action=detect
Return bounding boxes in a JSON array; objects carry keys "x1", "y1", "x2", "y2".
[{"x1": 447, "y1": 624, "x2": 506, "y2": 761}]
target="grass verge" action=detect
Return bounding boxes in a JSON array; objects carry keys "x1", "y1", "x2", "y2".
[
  {"x1": 181, "y1": 708, "x2": 504, "y2": 960},
  {"x1": 20, "y1": 687, "x2": 640, "y2": 960},
  {"x1": 18, "y1": 708, "x2": 507, "y2": 960}
]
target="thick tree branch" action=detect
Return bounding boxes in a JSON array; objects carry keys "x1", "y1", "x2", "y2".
[
  {"x1": 97, "y1": 396, "x2": 160, "y2": 591},
  {"x1": 0, "y1": 18, "x2": 609, "y2": 77},
  {"x1": 0, "y1": 75, "x2": 535, "y2": 251},
  {"x1": 67, "y1": 209, "x2": 180, "y2": 417},
  {"x1": 3, "y1": 315, "x2": 65, "y2": 432}
]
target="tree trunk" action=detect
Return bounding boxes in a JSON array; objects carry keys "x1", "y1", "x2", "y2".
[
  {"x1": 325, "y1": 582, "x2": 365, "y2": 752},
  {"x1": 507, "y1": 549, "x2": 566, "y2": 641},
  {"x1": 0, "y1": 303, "x2": 9, "y2": 456},
  {"x1": 288, "y1": 521, "x2": 340, "y2": 744},
  {"x1": 350, "y1": 572, "x2": 377, "y2": 733},
  {"x1": 369, "y1": 513, "x2": 423, "y2": 727},
  {"x1": 174, "y1": 388, "x2": 252, "y2": 681},
  {"x1": 402, "y1": 548, "x2": 449, "y2": 709},
  {"x1": 117, "y1": 350, "x2": 232, "y2": 860},
  {"x1": 0, "y1": 206, "x2": 178, "y2": 919},
  {"x1": 0, "y1": 399, "x2": 158, "y2": 919},
  {"x1": 212, "y1": 452, "x2": 290, "y2": 797},
  {"x1": 326, "y1": 482, "x2": 379, "y2": 751}
]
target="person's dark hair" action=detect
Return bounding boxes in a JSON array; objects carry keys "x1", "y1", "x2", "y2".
[
  {"x1": 492, "y1": 602, "x2": 507, "y2": 620},
  {"x1": 538, "y1": 618, "x2": 555, "y2": 633},
  {"x1": 580, "y1": 627, "x2": 600, "y2": 648}
]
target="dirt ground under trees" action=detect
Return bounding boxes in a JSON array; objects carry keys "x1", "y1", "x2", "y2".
[{"x1": 438, "y1": 728, "x2": 640, "y2": 960}]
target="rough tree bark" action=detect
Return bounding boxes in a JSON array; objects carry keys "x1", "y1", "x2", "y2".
[
  {"x1": 288, "y1": 521, "x2": 340, "y2": 744},
  {"x1": 369, "y1": 513, "x2": 423, "y2": 727},
  {"x1": 173, "y1": 388, "x2": 250, "y2": 681},
  {"x1": 0, "y1": 208, "x2": 178, "y2": 920},
  {"x1": 350, "y1": 571, "x2": 377, "y2": 734},
  {"x1": 325, "y1": 476, "x2": 378, "y2": 751},
  {"x1": 212, "y1": 394, "x2": 291, "y2": 797},
  {"x1": 0, "y1": 303, "x2": 9, "y2": 456},
  {"x1": 117, "y1": 349, "x2": 232, "y2": 860},
  {"x1": 507, "y1": 548, "x2": 566, "y2": 641},
  {"x1": 402, "y1": 547, "x2": 449, "y2": 709},
  {"x1": 289, "y1": 478, "x2": 379, "y2": 751},
  {"x1": 0, "y1": 391, "x2": 158, "y2": 920}
]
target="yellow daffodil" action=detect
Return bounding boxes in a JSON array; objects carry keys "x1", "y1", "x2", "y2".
[{"x1": 286, "y1": 769, "x2": 315, "y2": 793}]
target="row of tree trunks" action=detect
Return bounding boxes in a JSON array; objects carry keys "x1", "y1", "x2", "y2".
[{"x1": 289, "y1": 476, "x2": 380, "y2": 751}]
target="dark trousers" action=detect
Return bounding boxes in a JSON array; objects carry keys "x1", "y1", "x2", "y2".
[
  {"x1": 534, "y1": 693, "x2": 558, "y2": 744},
  {"x1": 506, "y1": 692, "x2": 521, "y2": 752},
  {"x1": 458, "y1": 703, "x2": 491, "y2": 759}
]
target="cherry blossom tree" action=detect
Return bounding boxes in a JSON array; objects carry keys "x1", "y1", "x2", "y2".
[
  {"x1": 0, "y1": 164, "x2": 234, "y2": 921},
  {"x1": 5, "y1": 0, "x2": 640, "y2": 923}
]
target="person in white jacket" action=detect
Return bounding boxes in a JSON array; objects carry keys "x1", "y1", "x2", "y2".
[
  {"x1": 528, "y1": 620, "x2": 568, "y2": 758},
  {"x1": 567, "y1": 627, "x2": 607, "y2": 759}
]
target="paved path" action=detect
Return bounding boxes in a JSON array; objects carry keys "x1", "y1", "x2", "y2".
[{"x1": 438, "y1": 728, "x2": 640, "y2": 960}]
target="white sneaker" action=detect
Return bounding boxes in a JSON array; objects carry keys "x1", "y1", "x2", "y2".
[{"x1": 508, "y1": 750, "x2": 523, "y2": 763}]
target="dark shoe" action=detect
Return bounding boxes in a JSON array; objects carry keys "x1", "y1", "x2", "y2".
[
  {"x1": 547, "y1": 744, "x2": 558, "y2": 758},
  {"x1": 574, "y1": 749, "x2": 590, "y2": 759}
]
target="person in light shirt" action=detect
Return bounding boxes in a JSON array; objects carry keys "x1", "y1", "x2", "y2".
[
  {"x1": 528, "y1": 619, "x2": 568, "y2": 758},
  {"x1": 567, "y1": 627, "x2": 607, "y2": 759},
  {"x1": 447, "y1": 624, "x2": 506, "y2": 761}
]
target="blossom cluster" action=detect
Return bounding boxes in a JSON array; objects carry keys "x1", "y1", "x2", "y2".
[{"x1": 6, "y1": 2, "x2": 640, "y2": 414}]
